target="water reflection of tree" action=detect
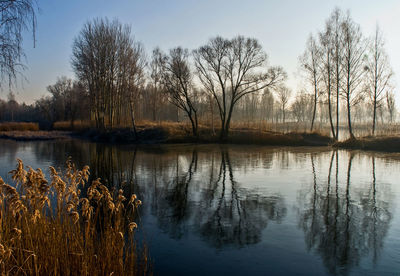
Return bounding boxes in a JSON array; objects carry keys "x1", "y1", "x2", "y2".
[
  {"x1": 32, "y1": 140, "x2": 90, "y2": 168},
  {"x1": 194, "y1": 148, "x2": 286, "y2": 248},
  {"x1": 153, "y1": 149, "x2": 198, "y2": 239},
  {"x1": 31, "y1": 142, "x2": 288, "y2": 248},
  {"x1": 298, "y1": 152, "x2": 392, "y2": 275},
  {"x1": 145, "y1": 147, "x2": 287, "y2": 248}
]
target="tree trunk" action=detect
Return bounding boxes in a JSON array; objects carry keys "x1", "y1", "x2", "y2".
[
  {"x1": 346, "y1": 96, "x2": 354, "y2": 139},
  {"x1": 187, "y1": 110, "x2": 198, "y2": 137},
  {"x1": 129, "y1": 99, "x2": 137, "y2": 138},
  {"x1": 310, "y1": 90, "x2": 317, "y2": 131},
  {"x1": 372, "y1": 97, "x2": 377, "y2": 135},
  {"x1": 326, "y1": 58, "x2": 336, "y2": 139}
]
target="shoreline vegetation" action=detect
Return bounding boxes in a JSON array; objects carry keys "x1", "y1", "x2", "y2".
[
  {"x1": 0, "y1": 159, "x2": 150, "y2": 275},
  {"x1": 1, "y1": 121, "x2": 400, "y2": 152}
]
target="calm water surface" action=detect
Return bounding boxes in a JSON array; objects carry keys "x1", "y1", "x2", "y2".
[{"x1": 0, "y1": 139, "x2": 399, "y2": 275}]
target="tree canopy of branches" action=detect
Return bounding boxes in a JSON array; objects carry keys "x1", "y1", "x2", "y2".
[
  {"x1": 297, "y1": 8, "x2": 397, "y2": 139},
  {"x1": 71, "y1": 18, "x2": 146, "y2": 131},
  {"x1": 38, "y1": 76, "x2": 88, "y2": 127},
  {"x1": 0, "y1": 0, "x2": 37, "y2": 88},
  {"x1": 276, "y1": 86, "x2": 291, "y2": 123},
  {"x1": 194, "y1": 36, "x2": 286, "y2": 140},
  {"x1": 160, "y1": 47, "x2": 199, "y2": 137}
]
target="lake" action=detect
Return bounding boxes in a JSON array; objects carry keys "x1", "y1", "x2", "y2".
[{"x1": 0, "y1": 139, "x2": 399, "y2": 275}]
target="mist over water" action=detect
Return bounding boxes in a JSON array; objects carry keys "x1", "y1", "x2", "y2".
[{"x1": 0, "y1": 140, "x2": 399, "y2": 275}]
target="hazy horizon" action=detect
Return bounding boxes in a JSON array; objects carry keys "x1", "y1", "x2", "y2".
[{"x1": 2, "y1": 0, "x2": 400, "y2": 106}]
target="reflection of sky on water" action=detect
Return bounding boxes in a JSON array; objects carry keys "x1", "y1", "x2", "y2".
[{"x1": 0, "y1": 140, "x2": 399, "y2": 275}]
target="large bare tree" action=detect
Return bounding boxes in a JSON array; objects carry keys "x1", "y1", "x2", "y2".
[
  {"x1": 193, "y1": 36, "x2": 286, "y2": 140},
  {"x1": 365, "y1": 25, "x2": 393, "y2": 135}
]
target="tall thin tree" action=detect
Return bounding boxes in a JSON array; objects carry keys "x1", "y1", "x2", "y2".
[
  {"x1": 300, "y1": 34, "x2": 321, "y2": 132},
  {"x1": 340, "y1": 12, "x2": 367, "y2": 139},
  {"x1": 365, "y1": 25, "x2": 393, "y2": 135}
]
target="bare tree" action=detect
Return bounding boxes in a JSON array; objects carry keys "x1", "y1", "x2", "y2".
[
  {"x1": 292, "y1": 91, "x2": 313, "y2": 123},
  {"x1": 67, "y1": 81, "x2": 89, "y2": 128},
  {"x1": 340, "y1": 12, "x2": 367, "y2": 139},
  {"x1": 365, "y1": 25, "x2": 393, "y2": 135},
  {"x1": 194, "y1": 36, "x2": 286, "y2": 140},
  {"x1": 7, "y1": 92, "x2": 17, "y2": 121},
  {"x1": 276, "y1": 86, "x2": 291, "y2": 123},
  {"x1": 161, "y1": 47, "x2": 199, "y2": 137},
  {"x1": 148, "y1": 47, "x2": 165, "y2": 121},
  {"x1": 329, "y1": 8, "x2": 345, "y2": 139},
  {"x1": 319, "y1": 19, "x2": 337, "y2": 138},
  {"x1": 300, "y1": 34, "x2": 321, "y2": 131},
  {"x1": 46, "y1": 76, "x2": 72, "y2": 122},
  {"x1": 0, "y1": 0, "x2": 37, "y2": 88},
  {"x1": 386, "y1": 91, "x2": 396, "y2": 123},
  {"x1": 41, "y1": 77, "x2": 89, "y2": 127},
  {"x1": 261, "y1": 89, "x2": 275, "y2": 123},
  {"x1": 71, "y1": 18, "x2": 146, "y2": 131}
]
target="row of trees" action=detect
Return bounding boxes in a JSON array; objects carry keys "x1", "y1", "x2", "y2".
[
  {"x1": 68, "y1": 9, "x2": 398, "y2": 139},
  {"x1": 70, "y1": 18, "x2": 286, "y2": 139},
  {"x1": 300, "y1": 8, "x2": 395, "y2": 138},
  {"x1": 0, "y1": 5, "x2": 397, "y2": 139}
]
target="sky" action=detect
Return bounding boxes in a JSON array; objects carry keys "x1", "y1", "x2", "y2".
[{"x1": 3, "y1": 0, "x2": 400, "y2": 105}]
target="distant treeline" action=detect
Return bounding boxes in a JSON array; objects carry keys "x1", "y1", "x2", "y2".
[{"x1": 0, "y1": 8, "x2": 397, "y2": 139}]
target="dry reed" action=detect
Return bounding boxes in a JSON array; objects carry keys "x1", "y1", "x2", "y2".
[
  {"x1": 0, "y1": 159, "x2": 150, "y2": 275},
  {"x1": 0, "y1": 122, "x2": 39, "y2": 132},
  {"x1": 53, "y1": 121, "x2": 92, "y2": 131}
]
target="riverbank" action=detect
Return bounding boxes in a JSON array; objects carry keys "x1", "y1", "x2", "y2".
[
  {"x1": 0, "y1": 127, "x2": 333, "y2": 146},
  {"x1": 2, "y1": 127, "x2": 400, "y2": 152},
  {"x1": 0, "y1": 130, "x2": 71, "y2": 141},
  {"x1": 74, "y1": 127, "x2": 334, "y2": 146},
  {"x1": 333, "y1": 136, "x2": 400, "y2": 152}
]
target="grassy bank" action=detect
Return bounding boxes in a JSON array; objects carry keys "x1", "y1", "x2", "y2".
[
  {"x1": 0, "y1": 159, "x2": 150, "y2": 275},
  {"x1": 5, "y1": 120, "x2": 400, "y2": 151},
  {"x1": 0, "y1": 131, "x2": 71, "y2": 141},
  {"x1": 75, "y1": 123, "x2": 334, "y2": 146},
  {"x1": 333, "y1": 136, "x2": 400, "y2": 152}
]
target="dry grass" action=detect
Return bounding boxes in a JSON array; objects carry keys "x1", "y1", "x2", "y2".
[
  {"x1": 0, "y1": 122, "x2": 39, "y2": 132},
  {"x1": 53, "y1": 121, "x2": 92, "y2": 131},
  {"x1": 0, "y1": 159, "x2": 150, "y2": 275},
  {"x1": 333, "y1": 135, "x2": 400, "y2": 152},
  {"x1": 71, "y1": 119, "x2": 334, "y2": 146}
]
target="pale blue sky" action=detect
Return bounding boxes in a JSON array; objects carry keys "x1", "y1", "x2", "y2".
[{"x1": 4, "y1": 0, "x2": 400, "y2": 104}]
